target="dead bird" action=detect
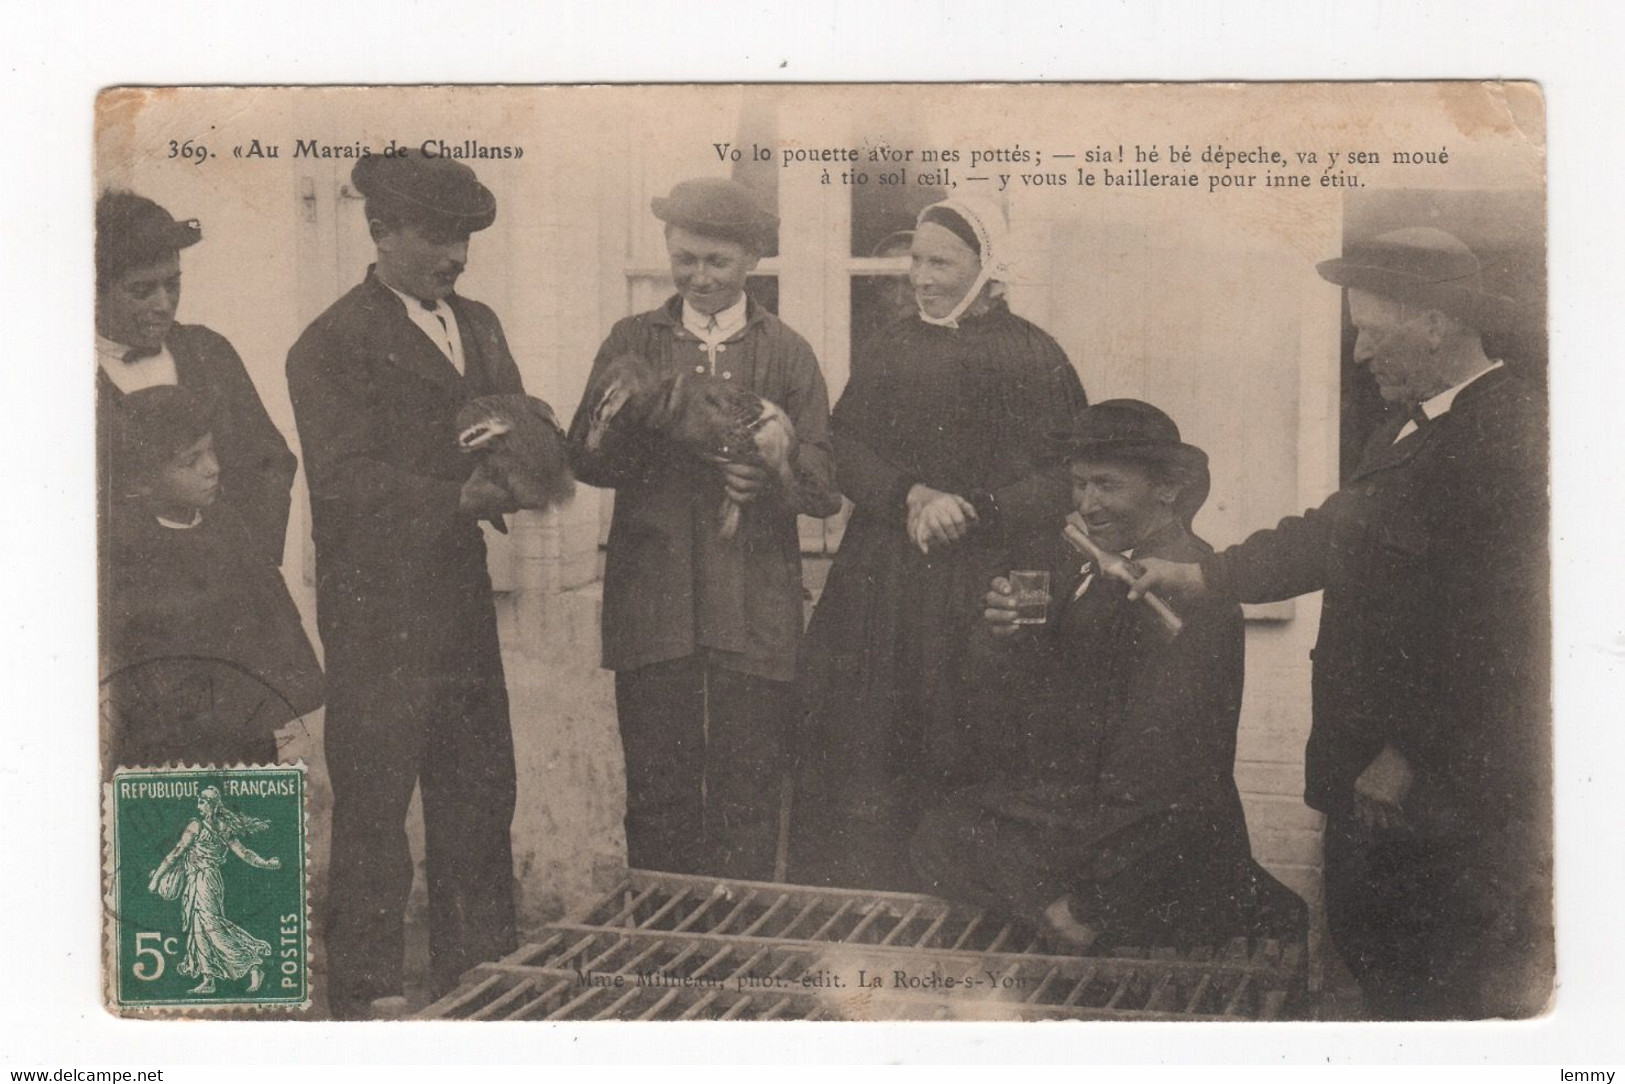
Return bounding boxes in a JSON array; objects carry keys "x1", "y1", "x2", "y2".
[
  {"x1": 456, "y1": 393, "x2": 575, "y2": 532},
  {"x1": 580, "y1": 352, "x2": 797, "y2": 540}
]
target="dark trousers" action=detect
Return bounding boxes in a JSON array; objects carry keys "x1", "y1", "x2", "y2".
[
  {"x1": 323, "y1": 636, "x2": 517, "y2": 1014},
  {"x1": 911, "y1": 801, "x2": 1301, "y2": 949},
  {"x1": 1322, "y1": 811, "x2": 1504, "y2": 1020},
  {"x1": 615, "y1": 656, "x2": 789, "y2": 882}
]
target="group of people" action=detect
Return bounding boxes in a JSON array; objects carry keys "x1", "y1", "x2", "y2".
[{"x1": 98, "y1": 150, "x2": 1548, "y2": 1021}]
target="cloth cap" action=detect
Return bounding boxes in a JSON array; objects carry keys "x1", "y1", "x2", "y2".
[
  {"x1": 1049, "y1": 399, "x2": 1212, "y2": 524},
  {"x1": 651, "y1": 178, "x2": 777, "y2": 249},
  {"x1": 1315, "y1": 226, "x2": 1516, "y2": 331},
  {"x1": 351, "y1": 151, "x2": 497, "y2": 234},
  {"x1": 96, "y1": 191, "x2": 202, "y2": 285}
]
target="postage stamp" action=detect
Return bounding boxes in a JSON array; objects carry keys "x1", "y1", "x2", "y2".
[{"x1": 103, "y1": 763, "x2": 309, "y2": 1012}]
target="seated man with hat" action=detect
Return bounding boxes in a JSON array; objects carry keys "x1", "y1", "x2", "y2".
[
  {"x1": 1126, "y1": 228, "x2": 1550, "y2": 1017},
  {"x1": 96, "y1": 190, "x2": 297, "y2": 566},
  {"x1": 567, "y1": 178, "x2": 839, "y2": 882},
  {"x1": 912, "y1": 400, "x2": 1304, "y2": 953},
  {"x1": 287, "y1": 151, "x2": 527, "y2": 1018}
]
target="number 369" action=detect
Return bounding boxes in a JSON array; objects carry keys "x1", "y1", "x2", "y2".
[{"x1": 168, "y1": 139, "x2": 209, "y2": 163}]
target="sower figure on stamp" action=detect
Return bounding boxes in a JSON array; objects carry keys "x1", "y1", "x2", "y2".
[
  {"x1": 1127, "y1": 229, "x2": 1551, "y2": 1018},
  {"x1": 96, "y1": 190, "x2": 297, "y2": 568},
  {"x1": 287, "y1": 153, "x2": 523, "y2": 1019},
  {"x1": 911, "y1": 400, "x2": 1305, "y2": 953},
  {"x1": 567, "y1": 178, "x2": 839, "y2": 882}
]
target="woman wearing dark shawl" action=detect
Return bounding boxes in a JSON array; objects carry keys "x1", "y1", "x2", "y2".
[{"x1": 791, "y1": 197, "x2": 1087, "y2": 889}]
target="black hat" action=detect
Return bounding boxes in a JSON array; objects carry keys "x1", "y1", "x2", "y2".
[
  {"x1": 651, "y1": 178, "x2": 776, "y2": 249},
  {"x1": 351, "y1": 151, "x2": 496, "y2": 234},
  {"x1": 1316, "y1": 227, "x2": 1516, "y2": 331},
  {"x1": 95, "y1": 191, "x2": 202, "y2": 287},
  {"x1": 1049, "y1": 399, "x2": 1212, "y2": 524}
]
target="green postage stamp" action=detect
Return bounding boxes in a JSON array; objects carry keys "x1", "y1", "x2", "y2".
[{"x1": 103, "y1": 764, "x2": 310, "y2": 1012}]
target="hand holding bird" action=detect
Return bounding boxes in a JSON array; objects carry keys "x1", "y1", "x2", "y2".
[
  {"x1": 580, "y1": 353, "x2": 797, "y2": 539},
  {"x1": 456, "y1": 393, "x2": 575, "y2": 532}
]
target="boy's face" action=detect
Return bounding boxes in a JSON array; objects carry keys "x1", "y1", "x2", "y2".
[
  {"x1": 147, "y1": 432, "x2": 220, "y2": 516},
  {"x1": 665, "y1": 225, "x2": 759, "y2": 315}
]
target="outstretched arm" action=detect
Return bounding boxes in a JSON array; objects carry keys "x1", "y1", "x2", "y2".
[{"x1": 229, "y1": 838, "x2": 282, "y2": 870}]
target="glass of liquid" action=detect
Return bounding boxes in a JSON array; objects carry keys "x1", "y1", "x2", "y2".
[{"x1": 1009, "y1": 570, "x2": 1051, "y2": 626}]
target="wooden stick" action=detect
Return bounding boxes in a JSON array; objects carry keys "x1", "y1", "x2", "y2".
[{"x1": 1063, "y1": 520, "x2": 1184, "y2": 635}]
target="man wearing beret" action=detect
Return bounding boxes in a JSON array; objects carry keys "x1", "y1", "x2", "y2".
[
  {"x1": 96, "y1": 190, "x2": 297, "y2": 566},
  {"x1": 1129, "y1": 228, "x2": 1550, "y2": 1018},
  {"x1": 567, "y1": 178, "x2": 839, "y2": 882},
  {"x1": 287, "y1": 153, "x2": 524, "y2": 1018}
]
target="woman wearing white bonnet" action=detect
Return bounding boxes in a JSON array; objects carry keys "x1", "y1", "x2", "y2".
[
  {"x1": 912, "y1": 196, "x2": 1015, "y2": 326},
  {"x1": 793, "y1": 195, "x2": 1089, "y2": 890}
]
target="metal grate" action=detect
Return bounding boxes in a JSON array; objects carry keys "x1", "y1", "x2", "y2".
[{"x1": 418, "y1": 870, "x2": 1305, "y2": 1021}]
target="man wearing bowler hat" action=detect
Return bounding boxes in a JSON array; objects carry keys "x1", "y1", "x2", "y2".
[
  {"x1": 912, "y1": 400, "x2": 1304, "y2": 953},
  {"x1": 567, "y1": 178, "x2": 839, "y2": 882},
  {"x1": 287, "y1": 152, "x2": 525, "y2": 1018},
  {"x1": 1128, "y1": 228, "x2": 1550, "y2": 1017},
  {"x1": 96, "y1": 190, "x2": 297, "y2": 565}
]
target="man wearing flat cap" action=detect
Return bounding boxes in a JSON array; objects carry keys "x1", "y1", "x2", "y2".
[
  {"x1": 567, "y1": 177, "x2": 839, "y2": 882},
  {"x1": 287, "y1": 152, "x2": 526, "y2": 1018},
  {"x1": 96, "y1": 190, "x2": 297, "y2": 566},
  {"x1": 912, "y1": 400, "x2": 1304, "y2": 953},
  {"x1": 1129, "y1": 228, "x2": 1550, "y2": 1018}
]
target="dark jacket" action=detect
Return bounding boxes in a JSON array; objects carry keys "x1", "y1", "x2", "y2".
[
  {"x1": 103, "y1": 501, "x2": 324, "y2": 754},
  {"x1": 1204, "y1": 366, "x2": 1549, "y2": 830},
  {"x1": 98, "y1": 323, "x2": 298, "y2": 566},
  {"x1": 286, "y1": 271, "x2": 525, "y2": 678},
  {"x1": 567, "y1": 295, "x2": 838, "y2": 682},
  {"x1": 911, "y1": 521, "x2": 1304, "y2": 946},
  {"x1": 980, "y1": 522, "x2": 1250, "y2": 867}
]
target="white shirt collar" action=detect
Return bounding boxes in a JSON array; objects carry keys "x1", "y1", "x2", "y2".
[
  {"x1": 156, "y1": 509, "x2": 203, "y2": 530},
  {"x1": 682, "y1": 293, "x2": 748, "y2": 343},
  {"x1": 382, "y1": 281, "x2": 464, "y2": 374},
  {"x1": 1394, "y1": 361, "x2": 1503, "y2": 444},
  {"x1": 96, "y1": 333, "x2": 177, "y2": 394},
  {"x1": 382, "y1": 279, "x2": 436, "y2": 312},
  {"x1": 1417, "y1": 360, "x2": 1503, "y2": 422},
  {"x1": 96, "y1": 333, "x2": 132, "y2": 359}
]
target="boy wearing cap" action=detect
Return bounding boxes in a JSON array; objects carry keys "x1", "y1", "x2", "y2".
[
  {"x1": 567, "y1": 178, "x2": 838, "y2": 882},
  {"x1": 1128, "y1": 229, "x2": 1549, "y2": 1017},
  {"x1": 96, "y1": 190, "x2": 297, "y2": 567},
  {"x1": 287, "y1": 152, "x2": 525, "y2": 1018},
  {"x1": 911, "y1": 400, "x2": 1303, "y2": 953}
]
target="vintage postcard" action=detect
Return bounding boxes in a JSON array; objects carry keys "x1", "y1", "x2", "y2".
[{"x1": 93, "y1": 82, "x2": 1549, "y2": 1022}]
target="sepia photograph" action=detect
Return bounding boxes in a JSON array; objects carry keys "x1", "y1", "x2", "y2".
[{"x1": 90, "y1": 82, "x2": 1554, "y2": 1027}]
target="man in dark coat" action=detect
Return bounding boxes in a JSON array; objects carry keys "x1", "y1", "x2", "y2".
[
  {"x1": 912, "y1": 400, "x2": 1303, "y2": 952},
  {"x1": 1128, "y1": 228, "x2": 1550, "y2": 1018},
  {"x1": 567, "y1": 178, "x2": 839, "y2": 882},
  {"x1": 287, "y1": 153, "x2": 524, "y2": 1019},
  {"x1": 96, "y1": 190, "x2": 296, "y2": 566}
]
